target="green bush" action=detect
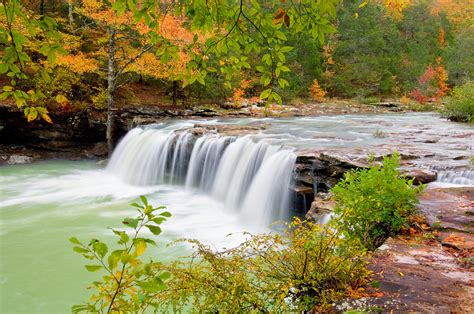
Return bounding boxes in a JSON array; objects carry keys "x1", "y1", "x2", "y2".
[
  {"x1": 72, "y1": 199, "x2": 370, "y2": 312},
  {"x1": 331, "y1": 153, "x2": 425, "y2": 250},
  {"x1": 442, "y1": 82, "x2": 474, "y2": 123}
]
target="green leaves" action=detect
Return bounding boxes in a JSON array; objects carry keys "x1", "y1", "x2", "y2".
[
  {"x1": 85, "y1": 265, "x2": 102, "y2": 272},
  {"x1": 331, "y1": 152, "x2": 425, "y2": 250},
  {"x1": 122, "y1": 217, "x2": 140, "y2": 229},
  {"x1": 0, "y1": 0, "x2": 62, "y2": 122},
  {"x1": 146, "y1": 225, "x2": 162, "y2": 235},
  {"x1": 71, "y1": 196, "x2": 172, "y2": 312}
]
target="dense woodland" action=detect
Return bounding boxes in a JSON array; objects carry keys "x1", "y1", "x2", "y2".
[{"x1": 1, "y1": 0, "x2": 473, "y2": 118}]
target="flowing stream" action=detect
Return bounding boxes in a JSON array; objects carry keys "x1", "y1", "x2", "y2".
[{"x1": 0, "y1": 113, "x2": 472, "y2": 313}]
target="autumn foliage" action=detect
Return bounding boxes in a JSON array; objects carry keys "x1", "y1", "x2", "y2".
[
  {"x1": 409, "y1": 58, "x2": 449, "y2": 104},
  {"x1": 309, "y1": 79, "x2": 326, "y2": 102}
]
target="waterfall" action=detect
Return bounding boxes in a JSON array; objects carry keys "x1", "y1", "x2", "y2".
[
  {"x1": 106, "y1": 126, "x2": 297, "y2": 226},
  {"x1": 436, "y1": 170, "x2": 474, "y2": 186}
]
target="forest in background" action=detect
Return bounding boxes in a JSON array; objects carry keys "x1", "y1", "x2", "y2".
[{"x1": 1, "y1": 0, "x2": 473, "y2": 117}]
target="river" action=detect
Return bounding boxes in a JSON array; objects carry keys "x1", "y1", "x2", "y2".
[{"x1": 1, "y1": 113, "x2": 472, "y2": 313}]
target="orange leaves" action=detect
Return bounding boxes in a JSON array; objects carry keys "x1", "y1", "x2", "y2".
[
  {"x1": 309, "y1": 79, "x2": 326, "y2": 102},
  {"x1": 430, "y1": 0, "x2": 474, "y2": 27},
  {"x1": 56, "y1": 53, "x2": 99, "y2": 74},
  {"x1": 272, "y1": 8, "x2": 290, "y2": 27},
  {"x1": 159, "y1": 15, "x2": 194, "y2": 44},
  {"x1": 129, "y1": 50, "x2": 188, "y2": 80},
  {"x1": 438, "y1": 27, "x2": 446, "y2": 46},
  {"x1": 435, "y1": 57, "x2": 449, "y2": 97},
  {"x1": 232, "y1": 88, "x2": 245, "y2": 103}
]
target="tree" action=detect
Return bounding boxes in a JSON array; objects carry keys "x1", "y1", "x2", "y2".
[
  {"x1": 325, "y1": 1, "x2": 402, "y2": 97},
  {"x1": 0, "y1": 0, "x2": 63, "y2": 122},
  {"x1": 397, "y1": 2, "x2": 452, "y2": 92},
  {"x1": 2, "y1": 0, "x2": 339, "y2": 153},
  {"x1": 444, "y1": 25, "x2": 474, "y2": 86},
  {"x1": 62, "y1": 0, "x2": 340, "y2": 154}
]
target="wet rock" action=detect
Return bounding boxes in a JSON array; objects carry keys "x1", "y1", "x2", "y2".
[
  {"x1": 7, "y1": 155, "x2": 33, "y2": 164},
  {"x1": 401, "y1": 168, "x2": 437, "y2": 184},
  {"x1": 191, "y1": 124, "x2": 264, "y2": 136},
  {"x1": 96, "y1": 159, "x2": 108, "y2": 166},
  {"x1": 441, "y1": 233, "x2": 474, "y2": 252},
  {"x1": 292, "y1": 185, "x2": 314, "y2": 213},
  {"x1": 309, "y1": 198, "x2": 335, "y2": 213},
  {"x1": 366, "y1": 236, "x2": 474, "y2": 313},
  {"x1": 89, "y1": 142, "x2": 108, "y2": 157},
  {"x1": 368, "y1": 102, "x2": 402, "y2": 108},
  {"x1": 418, "y1": 187, "x2": 474, "y2": 233},
  {"x1": 423, "y1": 137, "x2": 441, "y2": 143},
  {"x1": 305, "y1": 197, "x2": 336, "y2": 222}
]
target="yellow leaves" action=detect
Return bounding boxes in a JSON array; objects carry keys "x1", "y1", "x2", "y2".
[
  {"x1": 56, "y1": 54, "x2": 99, "y2": 74},
  {"x1": 41, "y1": 113, "x2": 53, "y2": 124},
  {"x1": 23, "y1": 106, "x2": 53, "y2": 123},
  {"x1": 400, "y1": 95, "x2": 411, "y2": 105},
  {"x1": 27, "y1": 112, "x2": 36, "y2": 122},
  {"x1": 15, "y1": 97, "x2": 26, "y2": 108},
  {"x1": 359, "y1": 1, "x2": 368, "y2": 9},
  {"x1": 134, "y1": 240, "x2": 147, "y2": 257},
  {"x1": 384, "y1": 0, "x2": 410, "y2": 18},
  {"x1": 55, "y1": 94, "x2": 69, "y2": 106}
]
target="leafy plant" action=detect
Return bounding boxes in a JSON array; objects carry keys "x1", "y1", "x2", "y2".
[
  {"x1": 160, "y1": 218, "x2": 370, "y2": 312},
  {"x1": 441, "y1": 81, "x2": 474, "y2": 123},
  {"x1": 70, "y1": 196, "x2": 172, "y2": 313},
  {"x1": 73, "y1": 199, "x2": 371, "y2": 312},
  {"x1": 332, "y1": 153, "x2": 425, "y2": 250}
]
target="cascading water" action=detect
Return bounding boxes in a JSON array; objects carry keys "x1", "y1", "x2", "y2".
[
  {"x1": 436, "y1": 170, "x2": 474, "y2": 186},
  {"x1": 106, "y1": 126, "x2": 297, "y2": 226}
]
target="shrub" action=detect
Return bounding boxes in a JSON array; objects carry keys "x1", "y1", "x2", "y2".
[
  {"x1": 72, "y1": 200, "x2": 371, "y2": 312},
  {"x1": 442, "y1": 82, "x2": 474, "y2": 123},
  {"x1": 331, "y1": 153, "x2": 425, "y2": 250},
  {"x1": 160, "y1": 219, "x2": 369, "y2": 312}
]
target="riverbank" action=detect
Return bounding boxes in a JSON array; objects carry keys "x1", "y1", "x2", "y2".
[
  {"x1": 334, "y1": 186, "x2": 474, "y2": 312},
  {"x1": 0, "y1": 100, "x2": 408, "y2": 165}
]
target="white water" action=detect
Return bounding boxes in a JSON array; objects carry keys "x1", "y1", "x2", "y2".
[
  {"x1": 436, "y1": 170, "x2": 474, "y2": 186},
  {"x1": 106, "y1": 124, "x2": 297, "y2": 227},
  {"x1": 1, "y1": 113, "x2": 473, "y2": 313}
]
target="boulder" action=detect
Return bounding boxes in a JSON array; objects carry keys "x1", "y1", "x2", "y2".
[
  {"x1": 401, "y1": 168, "x2": 437, "y2": 184},
  {"x1": 7, "y1": 155, "x2": 33, "y2": 165},
  {"x1": 89, "y1": 142, "x2": 108, "y2": 157},
  {"x1": 306, "y1": 197, "x2": 336, "y2": 222}
]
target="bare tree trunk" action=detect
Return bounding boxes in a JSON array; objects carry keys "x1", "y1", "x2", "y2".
[
  {"x1": 68, "y1": 0, "x2": 74, "y2": 30},
  {"x1": 106, "y1": 27, "x2": 116, "y2": 156},
  {"x1": 172, "y1": 80, "x2": 178, "y2": 106},
  {"x1": 39, "y1": 0, "x2": 45, "y2": 14}
]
